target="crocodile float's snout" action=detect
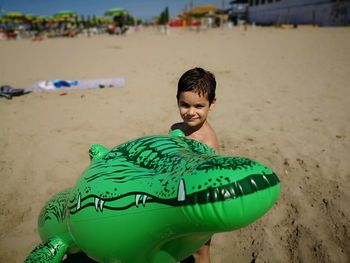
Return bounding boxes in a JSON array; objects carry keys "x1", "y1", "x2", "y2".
[{"x1": 181, "y1": 156, "x2": 280, "y2": 231}]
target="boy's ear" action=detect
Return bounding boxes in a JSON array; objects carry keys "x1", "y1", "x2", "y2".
[{"x1": 209, "y1": 98, "x2": 216, "y2": 110}]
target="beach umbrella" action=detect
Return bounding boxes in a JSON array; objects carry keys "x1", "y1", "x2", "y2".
[
  {"x1": 96, "y1": 16, "x2": 112, "y2": 24},
  {"x1": 32, "y1": 15, "x2": 49, "y2": 22},
  {"x1": 3, "y1": 11, "x2": 26, "y2": 23},
  {"x1": 25, "y1": 14, "x2": 35, "y2": 20},
  {"x1": 3, "y1": 11, "x2": 25, "y2": 21},
  {"x1": 24, "y1": 14, "x2": 44, "y2": 23},
  {"x1": 0, "y1": 16, "x2": 8, "y2": 23},
  {"x1": 54, "y1": 10, "x2": 78, "y2": 18},
  {"x1": 3, "y1": 11, "x2": 25, "y2": 19},
  {"x1": 53, "y1": 10, "x2": 79, "y2": 23},
  {"x1": 188, "y1": 5, "x2": 216, "y2": 17},
  {"x1": 104, "y1": 8, "x2": 128, "y2": 17}
]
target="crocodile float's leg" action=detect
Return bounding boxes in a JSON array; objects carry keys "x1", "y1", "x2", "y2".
[{"x1": 24, "y1": 238, "x2": 68, "y2": 263}]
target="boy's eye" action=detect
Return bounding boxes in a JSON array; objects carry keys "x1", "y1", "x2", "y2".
[{"x1": 179, "y1": 103, "x2": 189, "y2": 107}]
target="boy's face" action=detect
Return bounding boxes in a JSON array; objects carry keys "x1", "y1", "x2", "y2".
[{"x1": 177, "y1": 91, "x2": 215, "y2": 128}]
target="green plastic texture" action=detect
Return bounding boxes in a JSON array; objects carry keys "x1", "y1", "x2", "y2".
[{"x1": 24, "y1": 130, "x2": 280, "y2": 263}]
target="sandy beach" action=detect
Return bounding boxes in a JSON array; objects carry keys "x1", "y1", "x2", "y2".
[{"x1": 0, "y1": 26, "x2": 349, "y2": 262}]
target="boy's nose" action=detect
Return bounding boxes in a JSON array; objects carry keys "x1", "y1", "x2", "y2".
[
  {"x1": 188, "y1": 107, "x2": 195, "y2": 115},
  {"x1": 187, "y1": 110, "x2": 195, "y2": 116}
]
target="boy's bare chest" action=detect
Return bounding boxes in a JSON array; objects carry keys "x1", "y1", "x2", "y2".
[{"x1": 187, "y1": 129, "x2": 215, "y2": 146}]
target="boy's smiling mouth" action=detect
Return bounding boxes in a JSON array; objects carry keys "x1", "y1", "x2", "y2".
[{"x1": 185, "y1": 117, "x2": 199, "y2": 121}]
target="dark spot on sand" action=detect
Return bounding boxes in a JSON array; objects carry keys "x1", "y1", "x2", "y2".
[{"x1": 284, "y1": 159, "x2": 290, "y2": 166}]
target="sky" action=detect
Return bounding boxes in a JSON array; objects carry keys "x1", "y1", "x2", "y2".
[{"x1": 0, "y1": 0, "x2": 229, "y2": 21}]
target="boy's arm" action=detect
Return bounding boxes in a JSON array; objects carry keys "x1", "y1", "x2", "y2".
[
  {"x1": 204, "y1": 129, "x2": 220, "y2": 152},
  {"x1": 204, "y1": 137, "x2": 219, "y2": 152}
]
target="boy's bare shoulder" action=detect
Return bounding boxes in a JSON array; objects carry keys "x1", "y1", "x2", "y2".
[
  {"x1": 209, "y1": 132, "x2": 220, "y2": 151},
  {"x1": 202, "y1": 125, "x2": 219, "y2": 151},
  {"x1": 170, "y1": 122, "x2": 219, "y2": 151}
]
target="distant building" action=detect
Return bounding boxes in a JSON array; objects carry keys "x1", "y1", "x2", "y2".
[
  {"x1": 247, "y1": 0, "x2": 350, "y2": 26},
  {"x1": 228, "y1": 0, "x2": 249, "y2": 24}
]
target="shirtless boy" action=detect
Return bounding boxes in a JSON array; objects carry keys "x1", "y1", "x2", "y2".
[{"x1": 170, "y1": 67, "x2": 219, "y2": 263}]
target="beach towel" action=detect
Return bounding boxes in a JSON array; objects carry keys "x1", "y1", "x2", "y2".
[{"x1": 29, "y1": 77, "x2": 125, "y2": 92}]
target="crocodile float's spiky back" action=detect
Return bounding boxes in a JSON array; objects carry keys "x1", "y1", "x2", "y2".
[{"x1": 68, "y1": 134, "x2": 218, "y2": 214}]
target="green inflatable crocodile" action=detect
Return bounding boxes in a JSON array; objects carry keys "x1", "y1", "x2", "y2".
[{"x1": 24, "y1": 130, "x2": 280, "y2": 263}]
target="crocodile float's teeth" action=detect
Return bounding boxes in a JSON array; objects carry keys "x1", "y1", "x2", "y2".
[
  {"x1": 135, "y1": 194, "x2": 148, "y2": 207},
  {"x1": 135, "y1": 194, "x2": 142, "y2": 207},
  {"x1": 142, "y1": 195, "x2": 148, "y2": 206},
  {"x1": 94, "y1": 198, "x2": 104, "y2": 212},
  {"x1": 77, "y1": 194, "x2": 81, "y2": 210},
  {"x1": 99, "y1": 200, "x2": 104, "y2": 211},
  {"x1": 177, "y1": 178, "x2": 186, "y2": 201},
  {"x1": 95, "y1": 198, "x2": 99, "y2": 211}
]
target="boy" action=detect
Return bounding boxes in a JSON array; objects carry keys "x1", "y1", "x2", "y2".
[
  {"x1": 170, "y1": 67, "x2": 219, "y2": 263},
  {"x1": 171, "y1": 67, "x2": 219, "y2": 152}
]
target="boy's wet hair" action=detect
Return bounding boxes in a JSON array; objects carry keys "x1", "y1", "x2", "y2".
[{"x1": 177, "y1": 67, "x2": 216, "y2": 104}]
